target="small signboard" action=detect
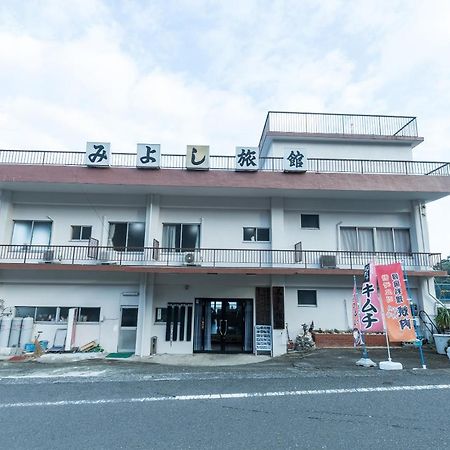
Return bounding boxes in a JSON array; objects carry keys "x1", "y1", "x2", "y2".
[
  {"x1": 85, "y1": 142, "x2": 111, "y2": 167},
  {"x1": 255, "y1": 325, "x2": 272, "y2": 353},
  {"x1": 186, "y1": 145, "x2": 210, "y2": 170},
  {"x1": 283, "y1": 149, "x2": 308, "y2": 172},
  {"x1": 136, "y1": 143, "x2": 161, "y2": 169},
  {"x1": 235, "y1": 146, "x2": 259, "y2": 171}
]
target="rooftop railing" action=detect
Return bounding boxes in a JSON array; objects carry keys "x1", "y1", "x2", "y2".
[
  {"x1": 0, "y1": 244, "x2": 441, "y2": 271},
  {"x1": 0, "y1": 149, "x2": 448, "y2": 176},
  {"x1": 258, "y1": 111, "x2": 419, "y2": 149}
]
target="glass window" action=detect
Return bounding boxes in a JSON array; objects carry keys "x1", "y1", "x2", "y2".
[
  {"x1": 301, "y1": 214, "x2": 320, "y2": 229},
  {"x1": 36, "y1": 307, "x2": 57, "y2": 322},
  {"x1": 121, "y1": 307, "x2": 138, "y2": 327},
  {"x1": 162, "y1": 224, "x2": 200, "y2": 252},
  {"x1": 243, "y1": 227, "x2": 270, "y2": 242},
  {"x1": 71, "y1": 225, "x2": 92, "y2": 240},
  {"x1": 12, "y1": 220, "x2": 52, "y2": 246},
  {"x1": 108, "y1": 222, "x2": 145, "y2": 251},
  {"x1": 15, "y1": 306, "x2": 36, "y2": 319},
  {"x1": 377, "y1": 228, "x2": 394, "y2": 252},
  {"x1": 358, "y1": 228, "x2": 374, "y2": 252},
  {"x1": 340, "y1": 227, "x2": 358, "y2": 251},
  {"x1": 394, "y1": 229, "x2": 411, "y2": 253},
  {"x1": 297, "y1": 290, "x2": 317, "y2": 306},
  {"x1": 78, "y1": 307, "x2": 100, "y2": 323}
]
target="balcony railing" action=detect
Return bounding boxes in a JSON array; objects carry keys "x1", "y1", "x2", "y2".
[
  {"x1": 258, "y1": 111, "x2": 419, "y2": 149},
  {"x1": 0, "y1": 149, "x2": 448, "y2": 176},
  {"x1": 0, "y1": 245, "x2": 441, "y2": 271}
]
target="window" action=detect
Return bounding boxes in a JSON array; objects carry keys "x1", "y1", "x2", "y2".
[
  {"x1": 243, "y1": 227, "x2": 270, "y2": 242},
  {"x1": 71, "y1": 225, "x2": 92, "y2": 240},
  {"x1": 15, "y1": 306, "x2": 100, "y2": 323},
  {"x1": 297, "y1": 290, "x2": 317, "y2": 306},
  {"x1": 340, "y1": 227, "x2": 410, "y2": 253},
  {"x1": 301, "y1": 214, "x2": 320, "y2": 229},
  {"x1": 162, "y1": 224, "x2": 200, "y2": 252},
  {"x1": 11, "y1": 220, "x2": 52, "y2": 246},
  {"x1": 108, "y1": 222, "x2": 145, "y2": 251}
]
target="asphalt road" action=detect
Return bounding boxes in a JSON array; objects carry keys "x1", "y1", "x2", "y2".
[{"x1": 0, "y1": 351, "x2": 449, "y2": 450}]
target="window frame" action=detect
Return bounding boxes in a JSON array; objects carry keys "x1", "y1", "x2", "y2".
[
  {"x1": 14, "y1": 306, "x2": 101, "y2": 324},
  {"x1": 340, "y1": 226, "x2": 411, "y2": 253},
  {"x1": 297, "y1": 290, "x2": 317, "y2": 307},
  {"x1": 11, "y1": 220, "x2": 53, "y2": 248},
  {"x1": 108, "y1": 221, "x2": 145, "y2": 252},
  {"x1": 242, "y1": 227, "x2": 270, "y2": 242},
  {"x1": 300, "y1": 214, "x2": 320, "y2": 229},
  {"x1": 162, "y1": 223, "x2": 201, "y2": 252},
  {"x1": 71, "y1": 225, "x2": 93, "y2": 241}
]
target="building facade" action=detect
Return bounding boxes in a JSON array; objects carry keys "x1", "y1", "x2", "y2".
[{"x1": 0, "y1": 112, "x2": 449, "y2": 356}]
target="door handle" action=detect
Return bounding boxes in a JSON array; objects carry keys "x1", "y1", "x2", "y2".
[{"x1": 219, "y1": 319, "x2": 228, "y2": 336}]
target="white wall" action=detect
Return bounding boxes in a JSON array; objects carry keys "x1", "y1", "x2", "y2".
[{"x1": 269, "y1": 140, "x2": 413, "y2": 161}]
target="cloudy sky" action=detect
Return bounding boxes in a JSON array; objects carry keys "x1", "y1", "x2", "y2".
[{"x1": 0, "y1": 0, "x2": 449, "y2": 256}]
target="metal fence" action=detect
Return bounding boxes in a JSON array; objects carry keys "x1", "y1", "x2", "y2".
[
  {"x1": 0, "y1": 244, "x2": 441, "y2": 270},
  {"x1": 0, "y1": 149, "x2": 448, "y2": 176}
]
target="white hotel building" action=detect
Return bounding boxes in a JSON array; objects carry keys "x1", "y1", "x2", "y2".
[{"x1": 0, "y1": 112, "x2": 449, "y2": 356}]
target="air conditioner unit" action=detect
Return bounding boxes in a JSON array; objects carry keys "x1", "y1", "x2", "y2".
[
  {"x1": 42, "y1": 250, "x2": 55, "y2": 263},
  {"x1": 320, "y1": 255, "x2": 337, "y2": 269},
  {"x1": 97, "y1": 250, "x2": 116, "y2": 265},
  {"x1": 184, "y1": 252, "x2": 201, "y2": 266}
]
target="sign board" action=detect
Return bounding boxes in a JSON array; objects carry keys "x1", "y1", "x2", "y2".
[
  {"x1": 136, "y1": 143, "x2": 161, "y2": 169},
  {"x1": 85, "y1": 142, "x2": 111, "y2": 167},
  {"x1": 255, "y1": 325, "x2": 272, "y2": 352},
  {"x1": 283, "y1": 149, "x2": 308, "y2": 172},
  {"x1": 65, "y1": 308, "x2": 77, "y2": 351},
  {"x1": 186, "y1": 145, "x2": 210, "y2": 170},
  {"x1": 235, "y1": 146, "x2": 259, "y2": 171}
]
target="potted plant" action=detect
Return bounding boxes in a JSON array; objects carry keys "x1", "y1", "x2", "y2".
[{"x1": 433, "y1": 307, "x2": 450, "y2": 355}]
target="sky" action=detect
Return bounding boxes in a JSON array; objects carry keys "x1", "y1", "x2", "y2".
[{"x1": 0, "y1": 0, "x2": 449, "y2": 257}]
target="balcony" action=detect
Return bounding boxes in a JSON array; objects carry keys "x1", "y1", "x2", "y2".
[
  {"x1": 258, "y1": 111, "x2": 422, "y2": 150},
  {"x1": 0, "y1": 149, "x2": 448, "y2": 176},
  {"x1": 0, "y1": 244, "x2": 442, "y2": 275}
]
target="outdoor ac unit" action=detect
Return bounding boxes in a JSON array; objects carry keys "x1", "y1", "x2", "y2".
[
  {"x1": 320, "y1": 255, "x2": 337, "y2": 269},
  {"x1": 184, "y1": 252, "x2": 196, "y2": 265},
  {"x1": 42, "y1": 250, "x2": 55, "y2": 263},
  {"x1": 97, "y1": 251, "x2": 115, "y2": 265}
]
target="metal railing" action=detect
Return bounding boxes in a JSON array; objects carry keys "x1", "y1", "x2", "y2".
[
  {"x1": 258, "y1": 111, "x2": 419, "y2": 149},
  {"x1": 0, "y1": 244, "x2": 441, "y2": 271},
  {"x1": 0, "y1": 149, "x2": 448, "y2": 176}
]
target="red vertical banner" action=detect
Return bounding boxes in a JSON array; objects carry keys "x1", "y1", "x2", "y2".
[{"x1": 375, "y1": 262, "x2": 416, "y2": 342}]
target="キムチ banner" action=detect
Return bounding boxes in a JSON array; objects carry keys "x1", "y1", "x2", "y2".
[
  {"x1": 360, "y1": 263, "x2": 384, "y2": 333},
  {"x1": 375, "y1": 262, "x2": 416, "y2": 342}
]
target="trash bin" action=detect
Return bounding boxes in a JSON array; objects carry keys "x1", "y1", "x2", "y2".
[{"x1": 150, "y1": 336, "x2": 157, "y2": 355}]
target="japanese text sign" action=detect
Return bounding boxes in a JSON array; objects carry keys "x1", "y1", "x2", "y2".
[
  {"x1": 283, "y1": 149, "x2": 308, "y2": 172},
  {"x1": 136, "y1": 144, "x2": 160, "y2": 169},
  {"x1": 85, "y1": 142, "x2": 111, "y2": 167},
  {"x1": 360, "y1": 263, "x2": 384, "y2": 333},
  {"x1": 352, "y1": 279, "x2": 363, "y2": 347},
  {"x1": 235, "y1": 146, "x2": 259, "y2": 171},
  {"x1": 375, "y1": 262, "x2": 416, "y2": 342},
  {"x1": 186, "y1": 145, "x2": 210, "y2": 170}
]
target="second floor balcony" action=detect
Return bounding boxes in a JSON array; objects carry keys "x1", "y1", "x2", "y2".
[{"x1": 0, "y1": 244, "x2": 442, "y2": 275}]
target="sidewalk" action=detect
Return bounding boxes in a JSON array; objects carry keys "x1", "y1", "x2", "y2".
[{"x1": 1, "y1": 346, "x2": 449, "y2": 369}]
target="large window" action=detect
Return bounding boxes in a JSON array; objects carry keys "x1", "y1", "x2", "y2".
[
  {"x1": 15, "y1": 306, "x2": 101, "y2": 323},
  {"x1": 108, "y1": 222, "x2": 145, "y2": 251},
  {"x1": 301, "y1": 214, "x2": 320, "y2": 229},
  {"x1": 162, "y1": 224, "x2": 200, "y2": 252},
  {"x1": 340, "y1": 227, "x2": 411, "y2": 253},
  {"x1": 11, "y1": 220, "x2": 52, "y2": 247},
  {"x1": 243, "y1": 227, "x2": 270, "y2": 242}
]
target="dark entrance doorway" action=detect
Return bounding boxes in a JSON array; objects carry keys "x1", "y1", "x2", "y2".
[{"x1": 193, "y1": 298, "x2": 253, "y2": 353}]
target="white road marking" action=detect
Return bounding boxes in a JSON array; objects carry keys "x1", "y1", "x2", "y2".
[
  {"x1": 0, "y1": 384, "x2": 449, "y2": 409},
  {"x1": 0, "y1": 370, "x2": 107, "y2": 379}
]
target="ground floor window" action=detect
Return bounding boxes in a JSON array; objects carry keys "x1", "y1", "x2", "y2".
[
  {"x1": 297, "y1": 290, "x2": 317, "y2": 306},
  {"x1": 15, "y1": 306, "x2": 101, "y2": 323}
]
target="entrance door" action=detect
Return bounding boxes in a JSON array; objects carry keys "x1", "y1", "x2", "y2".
[
  {"x1": 194, "y1": 299, "x2": 253, "y2": 353},
  {"x1": 118, "y1": 306, "x2": 138, "y2": 353}
]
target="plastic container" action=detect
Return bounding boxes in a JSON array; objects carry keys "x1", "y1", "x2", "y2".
[
  {"x1": 8, "y1": 317, "x2": 23, "y2": 348},
  {"x1": 24, "y1": 343, "x2": 35, "y2": 353},
  {"x1": 0, "y1": 316, "x2": 12, "y2": 347},
  {"x1": 20, "y1": 317, "x2": 34, "y2": 349}
]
